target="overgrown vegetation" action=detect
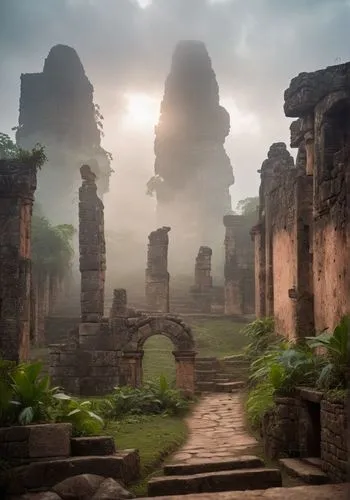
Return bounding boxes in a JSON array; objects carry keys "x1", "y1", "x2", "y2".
[
  {"x1": 31, "y1": 205, "x2": 75, "y2": 282},
  {"x1": 245, "y1": 316, "x2": 349, "y2": 430},
  {"x1": 97, "y1": 376, "x2": 190, "y2": 420},
  {"x1": 0, "y1": 132, "x2": 46, "y2": 169},
  {"x1": 0, "y1": 361, "x2": 102, "y2": 436}
]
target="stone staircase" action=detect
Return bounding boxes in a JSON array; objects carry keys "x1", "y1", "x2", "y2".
[
  {"x1": 147, "y1": 455, "x2": 282, "y2": 496},
  {"x1": 279, "y1": 457, "x2": 329, "y2": 485},
  {"x1": 195, "y1": 355, "x2": 250, "y2": 393}
]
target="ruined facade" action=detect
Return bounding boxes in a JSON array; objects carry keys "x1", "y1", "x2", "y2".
[
  {"x1": 190, "y1": 246, "x2": 213, "y2": 313},
  {"x1": 0, "y1": 160, "x2": 37, "y2": 361},
  {"x1": 252, "y1": 61, "x2": 350, "y2": 338},
  {"x1": 145, "y1": 226, "x2": 171, "y2": 313},
  {"x1": 224, "y1": 214, "x2": 255, "y2": 316},
  {"x1": 50, "y1": 172, "x2": 196, "y2": 395},
  {"x1": 148, "y1": 40, "x2": 234, "y2": 274},
  {"x1": 16, "y1": 44, "x2": 112, "y2": 226}
]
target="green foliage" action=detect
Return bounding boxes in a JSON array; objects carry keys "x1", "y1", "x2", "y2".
[
  {"x1": 31, "y1": 207, "x2": 75, "y2": 281},
  {"x1": 242, "y1": 317, "x2": 276, "y2": 359},
  {"x1": 246, "y1": 382, "x2": 275, "y2": 429},
  {"x1": 236, "y1": 196, "x2": 259, "y2": 216},
  {"x1": 0, "y1": 360, "x2": 103, "y2": 436},
  {"x1": 306, "y1": 315, "x2": 349, "y2": 389},
  {"x1": 54, "y1": 395, "x2": 104, "y2": 437},
  {"x1": 0, "y1": 132, "x2": 46, "y2": 169},
  {"x1": 99, "y1": 376, "x2": 190, "y2": 420}
]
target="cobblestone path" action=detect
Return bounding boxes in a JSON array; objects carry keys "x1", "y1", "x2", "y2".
[{"x1": 171, "y1": 393, "x2": 258, "y2": 464}]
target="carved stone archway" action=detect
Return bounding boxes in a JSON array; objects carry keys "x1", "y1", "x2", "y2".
[{"x1": 120, "y1": 315, "x2": 196, "y2": 395}]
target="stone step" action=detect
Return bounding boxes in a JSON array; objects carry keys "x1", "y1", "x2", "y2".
[
  {"x1": 214, "y1": 378, "x2": 230, "y2": 383},
  {"x1": 302, "y1": 457, "x2": 323, "y2": 468},
  {"x1": 164, "y1": 455, "x2": 264, "y2": 476},
  {"x1": 279, "y1": 458, "x2": 329, "y2": 485},
  {"x1": 216, "y1": 381, "x2": 245, "y2": 392},
  {"x1": 196, "y1": 381, "x2": 215, "y2": 392},
  {"x1": 148, "y1": 467, "x2": 282, "y2": 497},
  {"x1": 142, "y1": 484, "x2": 350, "y2": 500},
  {"x1": 195, "y1": 370, "x2": 217, "y2": 382}
]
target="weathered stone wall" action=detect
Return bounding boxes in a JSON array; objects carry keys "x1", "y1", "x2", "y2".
[
  {"x1": 284, "y1": 61, "x2": 350, "y2": 333},
  {"x1": 145, "y1": 226, "x2": 170, "y2": 313},
  {"x1": 0, "y1": 160, "x2": 37, "y2": 361},
  {"x1": 321, "y1": 394, "x2": 348, "y2": 482},
  {"x1": 190, "y1": 246, "x2": 213, "y2": 313},
  {"x1": 224, "y1": 214, "x2": 255, "y2": 315},
  {"x1": 262, "y1": 397, "x2": 300, "y2": 460}
]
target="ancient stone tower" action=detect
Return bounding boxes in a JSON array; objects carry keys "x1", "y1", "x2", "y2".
[
  {"x1": 16, "y1": 44, "x2": 112, "y2": 227},
  {"x1": 148, "y1": 40, "x2": 234, "y2": 275}
]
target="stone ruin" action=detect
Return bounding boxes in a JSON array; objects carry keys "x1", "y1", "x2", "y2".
[
  {"x1": 252, "y1": 61, "x2": 350, "y2": 338},
  {"x1": 49, "y1": 166, "x2": 196, "y2": 396},
  {"x1": 224, "y1": 214, "x2": 255, "y2": 316},
  {"x1": 145, "y1": 226, "x2": 171, "y2": 313},
  {"x1": 148, "y1": 40, "x2": 234, "y2": 276},
  {"x1": 16, "y1": 44, "x2": 112, "y2": 227},
  {"x1": 190, "y1": 246, "x2": 213, "y2": 313},
  {"x1": 0, "y1": 159, "x2": 37, "y2": 362}
]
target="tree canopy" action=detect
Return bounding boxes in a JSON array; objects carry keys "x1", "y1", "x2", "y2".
[{"x1": 0, "y1": 132, "x2": 46, "y2": 169}]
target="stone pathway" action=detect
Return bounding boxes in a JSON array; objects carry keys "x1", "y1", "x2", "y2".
[{"x1": 171, "y1": 393, "x2": 258, "y2": 464}]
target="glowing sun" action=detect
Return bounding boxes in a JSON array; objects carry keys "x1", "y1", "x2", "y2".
[{"x1": 123, "y1": 92, "x2": 159, "y2": 129}]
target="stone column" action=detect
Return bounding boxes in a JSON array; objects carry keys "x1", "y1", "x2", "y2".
[
  {"x1": 190, "y1": 246, "x2": 213, "y2": 313},
  {"x1": 0, "y1": 160, "x2": 37, "y2": 361},
  {"x1": 110, "y1": 288, "x2": 128, "y2": 319},
  {"x1": 120, "y1": 351, "x2": 144, "y2": 388},
  {"x1": 145, "y1": 226, "x2": 171, "y2": 312},
  {"x1": 79, "y1": 165, "x2": 106, "y2": 322},
  {"x1": 223, "y1": 214, "x2": 243, "y2": 315},
  {"x1": 251, "y1": 222, "x2": 266, "y2": 318},
  {"x1": 173, "y1": 351, "x2": 196, "y2": 396}
]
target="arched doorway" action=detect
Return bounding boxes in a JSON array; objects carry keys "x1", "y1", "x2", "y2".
[{"x1": 120, "y1": 315, "x2": 196, "y2": 395}]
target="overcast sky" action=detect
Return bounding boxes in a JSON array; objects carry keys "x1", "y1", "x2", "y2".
[{"x1": 1, "y1": 0, "x2": 350, "y2": 223}]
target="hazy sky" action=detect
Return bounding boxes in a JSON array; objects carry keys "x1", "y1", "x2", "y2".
[{"x1": 1, "y1": 0, "x2": 350, "y2": 223}]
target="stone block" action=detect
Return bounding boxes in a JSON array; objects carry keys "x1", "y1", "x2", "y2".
[
  {"x1": 28, "y1": 424, "x2": 72, "y2": 458},
  {"x1": 70, "y1": 436, "x2": 116, "y2": 456}
]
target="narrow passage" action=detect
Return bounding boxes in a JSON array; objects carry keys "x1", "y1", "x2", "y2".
[{"x1": 171, "y1": 393, "x2": 258, "y2": 464}]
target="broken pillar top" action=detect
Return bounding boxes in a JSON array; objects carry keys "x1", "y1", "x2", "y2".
[
  {"x1": 80, "y1": 164, "x2": 96, "y2": 183},
  {"x1": 43, "y1": 44, "x2": 88, "y2": 83},
  {"x1": 259, "y1": 142, "x2": 294, "y2": 175},
  {"x1": 198, "y1": 246, "x2": 212, "y2": 256},
  {"x1": 148, "y1": 226, "x2": 171, "y2": 244},
  {"x1": 284, "y1": 60, "x2": 350, "y2": 117},
  {"x1": 0, "y1": 159, "x2": 37, "y2": 197},
  {"x1": 223, "y1": 214, "x2": 244, "y2": 228}
]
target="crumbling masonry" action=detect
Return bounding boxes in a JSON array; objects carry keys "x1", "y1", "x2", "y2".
[
  {"x1": 252, "y1": 62, "x2": 350, "y2": 338},
  {"x1": 190, "y1": 246, "x2": 213, "y2": 313},
  {"x1": 0, "y1": 160, "x2": 37, "y2": 361},
  {"x1": 145, "y1": 226, "x2": 171, "y2": 313}
]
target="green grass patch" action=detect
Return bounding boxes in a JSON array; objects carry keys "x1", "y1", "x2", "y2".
[
  {"x1": 107, "y1": 415, "x2": 188, "y2": 497},
  {"x1": 191, "y1": 318, "x2": 248, "y2": 358}
]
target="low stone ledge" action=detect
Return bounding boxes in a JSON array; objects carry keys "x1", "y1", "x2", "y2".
[
  {"x1": 0, "y1": 424, "x2": 72, "y2": 464},
  {"x1": 70, "y1": 436, "x2": 116, "y2": 456}
]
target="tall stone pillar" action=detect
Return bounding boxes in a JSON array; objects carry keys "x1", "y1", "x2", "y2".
[
  {"x1": 173, "y1": 351, "x2": 196, "y2": 396},
  {"x1": 145, "y1": 226, "x2": 171, "y2": 312},
  {"x1": 223, "y1": 214, "x2": 243, "y2": 315},
  {"x1": 190, "y1": 246, "x2": 213, "y2": 313},
  {"x1": 79, "y1": 164, "x2": 106, "y2": 322},
  {"x1": 0, "y1": 160, "x2": 37, "y2": 361}
]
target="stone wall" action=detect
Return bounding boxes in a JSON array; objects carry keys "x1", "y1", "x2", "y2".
[
  {"x1": 0, "y1": 160, "x2": 37, "y2": 361},
  {"x1": 261, "y1": 389, "x2": 348, "y2": 483},
  {"x1": 321, "y1": 394, "x2": 348, "y2": 482},
  {"x1": 145, "y1": 226, "x2": 170, "y2": 313},
  {"x1": 224, "y1": 214, "x2": 255, "y2": 316},
  {"x1": 284, "y1": 61, "x2": 350, "y2": 333}
]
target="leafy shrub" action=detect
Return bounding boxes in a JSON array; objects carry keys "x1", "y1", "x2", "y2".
[
  {"x1": 242, "y1": 317, "x2": 276, "y2": 359},
  {"x1": 246, "y1": 382, "x2": 275, "y2": 429},
  {"x1": 100, "y1": 376, "x2": 190, "y2": 420},
  {"x1": 0, "y1": 360, "x2": 103, "y2": 436},
  {"x1": 306, "y1": 315, "x2": 349, "y2": 390},
  {"x1": 54, "y1": 395, "x2": 104, "y2": 437}
]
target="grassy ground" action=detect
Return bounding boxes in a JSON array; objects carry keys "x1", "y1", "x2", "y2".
[
  {"x1": 143, "y1": 318, "x2": 248, "y2": 383},
  {"x1": 107, "y1": 414, "x2": 188, "y2": 497}
]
